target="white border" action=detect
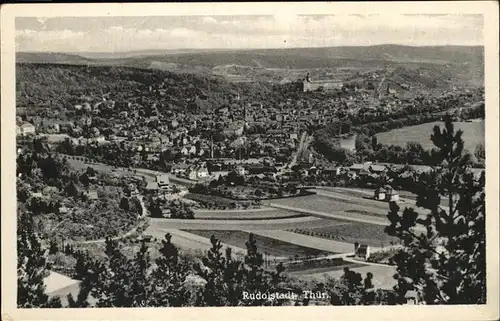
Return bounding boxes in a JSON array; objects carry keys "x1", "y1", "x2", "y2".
[{"x1": 1, "y1": 2, "x2": 499, "y2": 321}]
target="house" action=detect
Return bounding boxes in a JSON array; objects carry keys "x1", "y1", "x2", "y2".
[
  {"x1": 155, "y1": 175, "x2": 170, "y2": 189},
  {"x1": 171, "y1": 163, "x2": 190, "y2": 176},
  {"x1": 369, "y1": 165, "x2": 387, "y2": 175},
  {"x1": 126, "y1": 183, "x2": 139, "y2": 197},
  {"x1": 79, "y1": 116, "x2": 92, "y2": 127},
  {"x1": 85, "y1": 189, "x2": 99, "y2": 200},
  {"x1": 235, "y1": 165, "x2": 246, "y2": 176},
  {"x1": 384, "y1": 185, "x2": 400, "y2": 202},
  {"x1": 354, "y1": 242, "x2": 371, "y2": 260},
  {"x1": 187, "y1": 166, "x2": 209, "y2": 181},
  {"x1": 324, "y1": 166, "x2": 342, "y2": 177},
  {"x1": 374, "y1": 186, "x2": 386, "y2": 201},
  {"x1": 349, "y1": 163, "x2": 364, "y2": 173},
  {"x1": 145, "y1": 181, "x2": 160, "y2": 192},
  {"x1": 19, "y1": 122, "x2": 36, "y2": 136},
  {"x1": 404, "y1": 290, "x2": 419, "y2": 305},
  {"x1": 146, "y1": 153, "x2": 160, "y2": 162}
]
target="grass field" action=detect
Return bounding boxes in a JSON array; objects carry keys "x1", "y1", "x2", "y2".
[
  {"x1": 288, "y1": 222, "x2": 399, "y2": 248},
  {"x1": 376, "y1": 120, "x2": 484, "y2": 151},
  {"x1": 150, "y1": 216, "x2": 346, "y2": 231},
  {"x1": 286, "y1": 259, "x2": 367, "y2": 275},
  {"x1": 271, "y1": 194, "x2": 389, "y2": 217},
  {"x1": 183, "y1": 229, "x2": 334, "y2": 259},
  {"x1": 194, "y1": 209, "x2": 305, "y2": 220}
]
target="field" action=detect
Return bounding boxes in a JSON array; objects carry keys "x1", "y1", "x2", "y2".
[
  {"x1": 194, "y1": 209, "x2": 305, "y2": 220},
  {"x1": 149, "y1": 216, "x2": 346, "y2": 231},
  {"x1": 183, "y1": 230, "x2": 335, "y2": 258},
  {"x1": 288, "y1": 222, "x2": 398, "y2": 248},
  {"x1": 285, "y1": 258, "x2": 366, "y2": 275},
  {"x1": 376, "y1": 120, "x2": 484, "y2": 151},
  {"x1": 270, "y1": 194, "x2": 389, "y2": 218}
]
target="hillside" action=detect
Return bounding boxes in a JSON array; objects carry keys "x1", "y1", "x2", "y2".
[
  {"x1": 15, "y1": 63, "x2": 244, "y2": 111},
  {"x1": 17, "y1": 44, "x2": 483, "y2": 70},
  {"x1": 17, "y1": 45, "x2": 484, "y2": 87}
]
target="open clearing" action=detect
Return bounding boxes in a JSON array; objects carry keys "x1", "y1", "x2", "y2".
[
  {"x1": 286, "y1": 260, "x2": 367, "y2": 275},
  {"x1": 183, "y1": 230, "x2": 334, "y2": 259},
  {"x1": 376, "y1": 120, "x2": 484, "y2": 151},
  {"x1": 298, "y1": 264, "x2": 398, "y2": 290},
  {"x1": 270, "y1": 194, "x2": 389, "y2": 217},
  {"x1": 288, "y1": 222, "x2": 398, "y2": 248},
  {"x1": 194, "y1": 209, "x2": 305, "y2": 220},
  {"x1": 245, "y1": 230, "x2": 353, "y2": 254},
  {"x1": 148, "y1": 216, "x2": 346, "y2": 231}
]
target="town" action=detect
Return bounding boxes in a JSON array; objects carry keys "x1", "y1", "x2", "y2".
[{"x1": 15, "y1": 46, "x2": 486, "y2": 308}]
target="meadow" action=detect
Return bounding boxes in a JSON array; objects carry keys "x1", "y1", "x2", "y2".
[
  {"x1": 288, "y1": 222, "x2": 399, "y2": 248},
  {"x1": 376, "y1": 120, "x2": 484, "y2": 151},
  {"x1": 183, "y1": 229, "x2": 335, "y2": 259}
]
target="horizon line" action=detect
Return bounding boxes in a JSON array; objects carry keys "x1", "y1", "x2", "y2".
[{"x1": 16, "y1": 43, "x2": 484, "y2": 55}]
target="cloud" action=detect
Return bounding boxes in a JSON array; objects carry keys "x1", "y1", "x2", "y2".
[
  {"x1": 15, "y1": 14, "x2": 483, "y2": 52},
  {"x1": 202, "y1": 16, "x2": 217, "y2": 24},
  {"x1": 16, "y1": 29, "x2": 86, "y2": 51}
]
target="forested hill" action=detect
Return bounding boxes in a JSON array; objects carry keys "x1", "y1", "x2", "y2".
[{"x1": 16, "y1": 63, "x2": 268, "y2": 111}]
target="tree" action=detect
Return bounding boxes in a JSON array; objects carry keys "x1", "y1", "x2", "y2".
[
  {"x1": 87, "y1": 237, "x2": 155, "y2": 307},
  {"x1": 17, "y1": 212, "x2": 62, "y2": 308},
  {"x1": 474, "y1": 143, "x2": 485, "y2": 167},
  {"x1": 150, "y1": 233, "x2": 191, "y2": 306},
  {"x1": 195, "y1": 235, "x2": 244, "y2": 306},
  {"x1": 405, "y1": 142, "x2": 425, "y2": 165},
  {"x1": 119, "y1": 197, "x2": 130, "y2": 211},
  {"x1": 170, "y1": 202, "x2": 195, "y2": 219},
  {"x1": 385, "y1": 115, "x2": 486, "y2": 304}
]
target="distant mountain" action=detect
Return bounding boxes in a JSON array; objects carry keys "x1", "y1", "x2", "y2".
[
  {"x1": 17, "y1": 45, "x2": 484, "y2": 66},
  {"x1": 16, "y1": 52, "x2": 93, "y2": 64},
  {"x1": 16, "y1": 45, "x2": 484, "y2": 86}
]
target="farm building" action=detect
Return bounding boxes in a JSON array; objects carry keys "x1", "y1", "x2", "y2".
[
  {"x1": 374, "y1": 186, "x2": 386, "y2": 200},
  {"x1": 384, "y1": 185, "x2": 400, "y2": 202},
  {"x1": 354, "y1": 243, "x2": 371, "y2": 260}
]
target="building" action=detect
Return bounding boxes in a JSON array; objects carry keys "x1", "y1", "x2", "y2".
[
  {"x1": 354, "y1": 243, "x2": 371, "y2": 260},
  {"x1": 85, "y1": 189, "x2": 99, "y2": 200},
  {"x1": 155, "y1": 175, "x2": 170, "y2": 189},
  {"x1": 187, "y1": 165, "x2": 209, "y2": 181},
  {"x1": 235, "y1": 165, "x2": 246, "y2": 176},
  {"x1": 374, "y1": 186, "x2": 386, "y2": 201},
  {"x1": 404, "y1": 290, "x2": 419, "y2": 305},
  {"x1": 18, "y1": 122, "x2": 36, "y2": 136},
  {"x1": 145, "y1": 181, "x2": 160, "y2": 193},
  {"x1": 302, "y1": 73, "x2": 343, "y2": 92},
  {"x1": 383, "y1": 185, "x2": 399, "y2": 202}
]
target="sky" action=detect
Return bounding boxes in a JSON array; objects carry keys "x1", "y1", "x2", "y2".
[{"x1": 15, "y1": 14, "x2": 484, "y2": 53}]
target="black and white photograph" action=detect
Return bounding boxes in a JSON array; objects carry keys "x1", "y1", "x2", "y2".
[{"x1": 1, "y1": 2, "x2": 499, "y2": 320}]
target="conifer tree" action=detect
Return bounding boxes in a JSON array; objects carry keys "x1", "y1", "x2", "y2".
[
  {"x1": 385, "y1": 115, "x2": 486, "y2": 304},
  {"x1": 17, "y1": 212, "x2": 62, "y2": 308},
  {"x1": 150, "y1": 233, "x2": 191, "y2": 307},
  {"x1": 195, "y1": 235, "x2": 244, "y2": 306}
]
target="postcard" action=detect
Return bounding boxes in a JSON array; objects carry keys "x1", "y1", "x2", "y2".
[{"x1": 1, "y1": 2, "x2": 498, "y2": 321}]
